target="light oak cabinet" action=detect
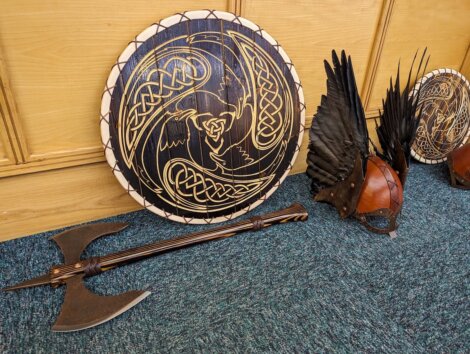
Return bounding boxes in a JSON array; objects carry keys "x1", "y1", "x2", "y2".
[{"x1": 0, "y1": 0, "x2": 469, "y2": 240}]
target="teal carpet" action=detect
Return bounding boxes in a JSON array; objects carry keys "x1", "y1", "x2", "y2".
[{"x1": 1, "y1": 163, "x2": 469, "y2": 353}]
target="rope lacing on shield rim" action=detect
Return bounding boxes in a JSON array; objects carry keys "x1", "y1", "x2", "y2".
[
  {"x1": 271, "y1": 40, "x2": 281, "y2": 52},
  {"x1": 101, "y1": 10, "x2": 306, "y2": 224},
  {"x1": 101, "y1": 59, "x2": 124, "y2": 140},
  {"x1": 102, "y1": 55, "x2": 139, "y2": 200},
  {"x1": 222, "y1": 214, "x2": 235, "y2": 222},
  {"x1": 99, "y1": 81, "x2": 115, "y2": 132},
  {"x1": 176, "y1": 12, "x2": 192, "y2": 23},
  {"x1": 152, "y1": 22, "x2": 168, "y2": 32},
  {"x1": 254, "y1": 25, "x2": 264, "y2": 38},
  {"x1": 131, "y1": 38, "x2": 145, "y2": 51},
  {"x1": 101, "y1": 136, "x2": 113, "y2": 153},
  {"x1": 230, "y1": 14, "x2": 244, "y2": 26},
  {"x1": 203, "y1": 9, "x2": 219, "y2": 19}
]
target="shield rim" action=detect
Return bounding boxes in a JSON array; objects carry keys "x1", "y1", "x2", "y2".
[{"x1": 100, "y1": 10, "x2": 306, "y2": 224}]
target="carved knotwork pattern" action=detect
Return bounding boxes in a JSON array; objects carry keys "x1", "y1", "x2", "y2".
[
  {"x1": 101, "y1": 11, "x2": 304, "y2": 222},
  {"x1": 412, "y1": 71, "x2": 470, "y2": 162}
]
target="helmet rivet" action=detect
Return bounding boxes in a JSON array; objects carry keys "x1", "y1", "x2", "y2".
[
  {"x1": 342, "y1": 206, "x2": 347, "y2": 211},
  {"x1": 350, "y1": 183, "x2": 355, "y2": 188},
  {"x1": 330, "y1": 192, "x2": 334, "y2": 197},
  {"x1": 379, "y1": 210, "x2": 383, "y2": 214}
]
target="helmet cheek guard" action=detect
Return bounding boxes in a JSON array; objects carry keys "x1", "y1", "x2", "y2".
[
  {"x1": 354, "y1": 156, "x2": 404, "y2": 235},
  {"x1": 313, "y1": 154, "x2": 404, "y2": 236}
]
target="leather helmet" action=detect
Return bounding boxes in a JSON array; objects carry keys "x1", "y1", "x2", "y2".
[{"x1": 355, "y1": 156, "x2": 404, "y2": 235}]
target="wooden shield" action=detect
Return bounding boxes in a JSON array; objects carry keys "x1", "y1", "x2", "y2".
[
  {"x1": 411, "y1": 68, "x2": 470, "y2": 164},
  {"x1": 100, "y1": 10, "x2": 305, "y2": 223}
]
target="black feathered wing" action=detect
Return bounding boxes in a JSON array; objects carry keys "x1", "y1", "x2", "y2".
[
  {"x1": 375, "y1": 49, "x2": 429, "y2": 186},
  {"x1": 307, "y1": 50, "x2": 369, "y2": 194}
]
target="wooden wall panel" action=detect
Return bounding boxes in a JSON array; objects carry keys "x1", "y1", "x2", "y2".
[
  {"x1": 0, "y1": 0, "x2": 230, "y2": 161},
  {"x1": 461, "y1": 45, "x2": 470, "y2": 80},
  {"x1": 366, "y1": 0, "x2": 470, "y2": 112},
  {"x1": 291, "y1": 130, "x2": 310, "y2": 175},
  {"x1": 0, "y1": 0, "x2": 469, "y2": 241},
  {"x1": 243, "y1": 0, "x2": 384, "y2": 128},
  {"x1": 0, "y1": 162, "x2": 140, "y2": 241},
  {"x1": 0, "y1": 47, "x2": 23, "y2": 166},
  {"x1": 0, "y1": 135, "x2": 9, "y2": 164}
]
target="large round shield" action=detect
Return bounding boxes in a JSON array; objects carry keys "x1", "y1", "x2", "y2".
[
  {"x1": 100, "y1": 10, "x2": 305, "y2": 223},
  {"x1": 411, "y1": 68, "x2": 470, "y2": 164}
]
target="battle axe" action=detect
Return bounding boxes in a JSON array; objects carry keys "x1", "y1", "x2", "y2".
[{"x1": 3, "y1": 203, "x2": 308, "y2": 332}]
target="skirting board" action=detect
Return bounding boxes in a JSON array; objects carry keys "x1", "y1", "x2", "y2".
[{"x1": 0, "y1": 162, "x2": 141, "y2": 242}]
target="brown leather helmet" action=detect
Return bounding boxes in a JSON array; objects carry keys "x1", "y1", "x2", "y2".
[
  {"x1": 313, "y1": 153, "x2": 404, "y2": 237},
  {"x1": 307, "y1": 49, "x2": 427, "y2": 238},
  {"x1": 355, "y1": 156, "x2": 404, "y2": 236},
  {"x1": 447, "y1": 143, "x2": 470, "y2": 189}
]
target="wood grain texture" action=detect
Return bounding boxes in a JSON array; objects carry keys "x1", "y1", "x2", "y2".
[
  {"x1": 0, "y1": 100, "x2": 12, "y2": 165},
  {"x1": 290, "y1": 129, "x2": 310, "y2": 175},
  {"x1": 361, "y1": 0, "x2": 395, "y2": 117},
  {"x1": 0, "y1": 149, "x2": 104, "y2": 177},
  {"x1": 0, "y1": 47, "x2": 26, "y2": 165},
  {"x1": 228, "y1": 0, "x2": 243, "y2": 15},
  {"x1": 103, "y1": 13, "x2": 304, "y2": 222},
  {"x1": 242, "y1": 0, "x2": 384, "y2": 128},
  {"x1": 0, "y1": 162, "x2": 140, "y2": 242},
  {"x1": 366, "y1": 0, "x2": 470, "y2": 111},
  {"x1": 367, "y1": 118, "x2": 380, "y2": 151},
  {"x1": 0, "y1": 0, "x2": 229, "y2": 158},
  {"x1": 0, "y1": 0, "x2": 469, "y2": 240},
  {"x1": 0, "y1": 134, "x2": 10, "y2": 166},
  {"x1": 461, "y1": 44, "x2": 470, "y2": 80}
]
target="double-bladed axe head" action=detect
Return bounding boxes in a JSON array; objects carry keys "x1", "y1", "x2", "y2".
[
  {"x1": 53, "y1": 273, "x2": 150, "y2": 332},
  {"x1": 51, "y1": 223, "x2": 151, "y2": 332},
  {"x1": 52, "y1": 223, "x2": 150, "y2": 332},
  {"x1": 4, "y1": 203, "x2": 309, "y2": 332},
  {"x1": 5, "y1": 223, "x2": 150, "y2": 332}
]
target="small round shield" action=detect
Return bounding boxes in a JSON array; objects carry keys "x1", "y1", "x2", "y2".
[
  {"x1": 100, "y1": 10, "x2": 305, "y2": 223},
  {"x1": 411, "y1": 68, "x2": 470, "y2": 164}
]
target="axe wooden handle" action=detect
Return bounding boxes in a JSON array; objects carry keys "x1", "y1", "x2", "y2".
[
  {"x1": 4, "y1": 203, "x2": 308, "y2": 332},
  {"x1": 50, "y1": 203, "x2": 308, "y2": 281},
  {"x1": 99, "y1": 203, "x2": 308, "y2": 267}
]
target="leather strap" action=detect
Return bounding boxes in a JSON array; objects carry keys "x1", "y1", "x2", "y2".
[
  {"x1": 83, "y1": 257, "x2": 102, "y2": 276},
  {"x1": 250, "y1": 216, "x2": 265, "y2": 231}
]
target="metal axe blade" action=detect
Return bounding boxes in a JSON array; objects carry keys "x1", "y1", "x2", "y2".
[
  {"x1": 3, "y1": 203, "x2": 309, "y2": 332},
  {"x1": 50, "y1": 222, "x2": 128, "y2": 264},
  {"x1": 2, "y1": 273, "x2": 52, "y2": 291},
  {"x1": 4, "y1": 222, "x2": 151, "y2": 332},
  {"x1": 52, "y1": 274, "x2": 150, "y2": 332}
]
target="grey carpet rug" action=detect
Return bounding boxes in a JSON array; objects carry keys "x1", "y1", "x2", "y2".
[{"x1": 0, "y1": 162, "x2": 469, "y2": 353}]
